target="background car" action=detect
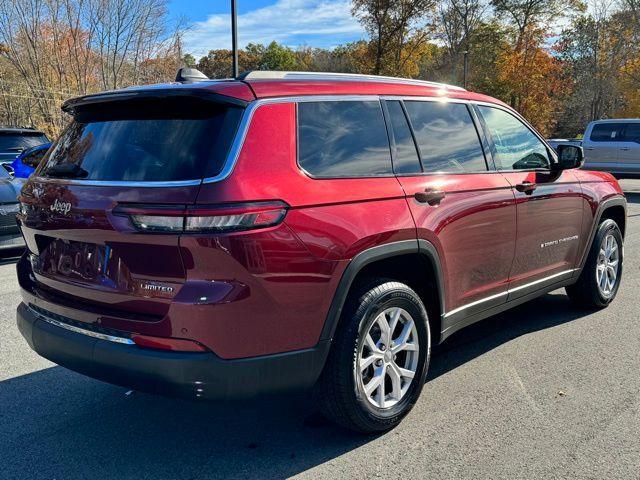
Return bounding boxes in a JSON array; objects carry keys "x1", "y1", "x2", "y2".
[
  {"x1": 0, "y1": 166, "x2": 25, "y2": 251},
  {"x1": 10, "y1": 142, "x2": 52, "y2": 179},
  {"x1": 550, "y1": 119, "x2": 640, "y2": 177},
  {"x1": 547, "y1": 138, "x2": 582, "y2": 151},
  {"x1": 581, "y1": 119, "x2": 640, "y2": 178},
  {"x1": 0, "y1": 127, "x2": 49, "y2": 175}
]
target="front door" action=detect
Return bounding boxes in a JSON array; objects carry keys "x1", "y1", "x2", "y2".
[
  {"x1": 385, "y1": 99, "x2": 517, "y2": 326},
  {"x1": 475, "y1": 105, "x2": 584, "y2": 299}
]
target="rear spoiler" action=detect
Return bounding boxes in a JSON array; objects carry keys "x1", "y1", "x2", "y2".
[{"x1": 62, "y1": 88, "x2": 248, "y2": 115}]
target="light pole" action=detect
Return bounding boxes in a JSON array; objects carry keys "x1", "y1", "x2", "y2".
[
  {"x1": 231, "y1": 0, "x2": 238, "y2": 78},
  {"x1": 463, "y1": 51, "x2": 469, "y2": 89}
]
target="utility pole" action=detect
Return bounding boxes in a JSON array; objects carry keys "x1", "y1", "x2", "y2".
[
  {"x1": 463, "y1": 51, "x2": 469, "y2": 89},
  {"x1": 231, "y1": 0, "x2": 238, "y2": 78}
]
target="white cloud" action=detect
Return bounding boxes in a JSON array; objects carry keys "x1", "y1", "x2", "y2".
[{"x1": 183, "y1": 0, "x2": 366, "y2": 57}]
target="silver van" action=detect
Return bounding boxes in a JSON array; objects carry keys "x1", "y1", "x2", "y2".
[{"x1": 582, "y1": 119, "x2": 640, "y2": 177}]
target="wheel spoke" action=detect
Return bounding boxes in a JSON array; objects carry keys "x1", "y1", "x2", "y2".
[
  {"x1": 388, "y1": 363, "x2": 403, "y2": 400},
  {"x1": 375, "y1": 313, "x2": 391, "y2": 345},
  {"x1": 375, "y1": 366, "x2": 386, "y2": 407},
  {"x1": 395, "y1": 320, "x2": 413, "y2": 346},
  {"x1": 388, "y1": 308, "x2": 401, "y2": 339},
  {"x1": 365, "y1": 333, "x2": 380, "y2": 354},
  {"x1": 364, "y1": 368, "x2": 384, "y2": 397},
  {"x1": 397, "y1": 365, "x2": 415, "y2": 379},
  {"x1": 359, "y1": 353, "x2": 380, "y2": 371}
]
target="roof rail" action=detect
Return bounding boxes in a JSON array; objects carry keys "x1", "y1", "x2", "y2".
[{"x1": 238, "y1": 71, "x2": 466, "y2": 91}]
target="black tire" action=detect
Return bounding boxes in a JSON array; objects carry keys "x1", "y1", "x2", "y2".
[
  {"x1": 314, "y1": 280, "x2": 431, "y2": 433},
  {"x1": 566, "y1": 218, "x2": 623, "y2": 308}
]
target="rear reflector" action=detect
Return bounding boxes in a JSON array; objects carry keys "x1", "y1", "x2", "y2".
[
  {"x1": 131, "y1": 334, "x2": 208, "y2": 352},
  {"x1": 114, "y1": 201, "x2": 288, "y2": 233}
]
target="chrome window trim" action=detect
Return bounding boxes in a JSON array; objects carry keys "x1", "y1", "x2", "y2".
[
  {"x1": 29, "y1": 305, "x2": 135, "y2": 345},
  {"x1": 443, "y1": 268, "x2": 578, "y2": 318}
]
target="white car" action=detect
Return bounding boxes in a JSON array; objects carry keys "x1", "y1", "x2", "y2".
[{"x1": 581, "y1": 119, "x2": 640, "y2": 178}]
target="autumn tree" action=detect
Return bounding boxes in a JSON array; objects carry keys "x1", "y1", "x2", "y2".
[
  {"x1": 352, "y1": 0, "x2": 437, "y2": 75},
  {"x1": 555, "y1": 4, "x2": 637, "y2": 136},
  {"x1": 0, "y1": 0, "x2": 182, "y2": 135},
  {"x1": 437, "y1": 0, "x2": 487, "y2": 84},
  {"x1": 496, "y1": 29, "x2": 569, "y2": 135}
]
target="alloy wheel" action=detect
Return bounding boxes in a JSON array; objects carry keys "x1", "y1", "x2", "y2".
[
  {"x1": 596, "y1": 233, "x2": 620, "y2": 297},
  {"x1": 356, "y1": 307, "x2": 420, "y2": 409}
]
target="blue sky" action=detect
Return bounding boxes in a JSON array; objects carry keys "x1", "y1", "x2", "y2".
[{"x1": 169, "y1": 0, "x2": 367, "y2": 58}]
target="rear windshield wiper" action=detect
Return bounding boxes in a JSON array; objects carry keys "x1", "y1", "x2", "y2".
[{"x1": 45, "y1": 163, "x2": 89, "y2": 178}]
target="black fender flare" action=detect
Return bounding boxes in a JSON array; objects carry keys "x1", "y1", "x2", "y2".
[
  {"x1": 576, "y1": 195, "x2": 627, "y2": 275},
  {"x1": 319, "y1": 239, "x2": 445, "y2": 342}
]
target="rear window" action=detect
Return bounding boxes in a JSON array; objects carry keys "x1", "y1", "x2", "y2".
[
  {"x1": 41, "y1": 97, "x2": 243, "y2": 182},
  {"x1": 297, "y1": 101, "x2": 392, "y2": 178},
  {"x1": 0, "y1": 132, "x2": 48, "y2": 152},
  {"x1": 590, "y1": 123, "x2": 625, "y2": 142}
]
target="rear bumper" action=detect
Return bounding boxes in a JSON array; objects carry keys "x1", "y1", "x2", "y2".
[{"x1": 17, "y1": 302, "x2": 330, "y2": 400}]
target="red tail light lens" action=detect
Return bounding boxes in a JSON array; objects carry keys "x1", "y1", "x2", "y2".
[
  {"x1": 114, "y1": 201, "x2": 288, "y2": 233},
  {"x1": 131, "y1": 334, "x2": 208, "y2": 352}
]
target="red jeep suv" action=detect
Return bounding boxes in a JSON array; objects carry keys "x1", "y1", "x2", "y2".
[{"x1": 16, "y1": 71, "x2": 626, "y2": 433}]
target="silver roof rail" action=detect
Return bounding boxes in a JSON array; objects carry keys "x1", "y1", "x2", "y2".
[{"x1": 238, "y1": 71, "x2": 466, "y2": 91}]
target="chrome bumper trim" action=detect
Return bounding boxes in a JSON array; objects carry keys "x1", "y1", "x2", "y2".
[{"x1": 29, "y1": 306, "x2": 135, "y2": 345}]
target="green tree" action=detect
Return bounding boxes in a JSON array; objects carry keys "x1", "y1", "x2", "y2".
[
  {"x1": 182, "y1": 53, "x2": 196, "y2": 68},
  {"x1": 260, "y1": 41, "x2": 298, "y2": 70}
]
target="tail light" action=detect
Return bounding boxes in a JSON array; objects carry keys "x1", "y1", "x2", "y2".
[{"x1": 113, "y1": 201, "x2": 288, "y2": 233}]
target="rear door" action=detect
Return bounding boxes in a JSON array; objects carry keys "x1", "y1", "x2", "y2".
[
  {"x1": 389, "y1": 99, "x2": 517, "y2": 327},
  {"x1": 583, "y1": 122, "x2": 624, "y2": 171},
  {"x1": 18, "y1": 93, "x2": 243, "y2": 321},
  {"x1": 474, "y1": 104, "x2": 584, "y2": 298},
  {"x1": 618, "y1": 122, "x2": 640, "y2": 174}
]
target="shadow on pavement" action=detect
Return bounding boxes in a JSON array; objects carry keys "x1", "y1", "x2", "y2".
[{"x1": 0, "y1": 292, "x2": 591, "y2": 479}]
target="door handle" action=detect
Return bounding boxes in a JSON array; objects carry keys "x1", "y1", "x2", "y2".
[
  {"x1": 585, "y1": 147, "x2": 595, "y2": 150},
  {"x1": 620, "y1": 147, "x2": 630, "y2": 151},
  {"x1": 414, "y1": 188, "x2": 445, "y2": 206},
  {"x1": 515, "y1": 181, "x2": 537, "y2": 195}
]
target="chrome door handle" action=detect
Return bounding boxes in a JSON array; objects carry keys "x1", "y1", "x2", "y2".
[
  {"x1": 620, "y1": 147, "x2": 630, "y2": 151},
  {"x1": 414, "y1": 188, "x2": 445, "y2": 206},
  {"x1": 515, "y1": 181, "x2": 537, "y2": 195}
]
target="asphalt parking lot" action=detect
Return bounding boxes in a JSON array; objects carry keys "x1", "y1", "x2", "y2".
[{"x1": 1, "y1": 181, "x2": 639, "y2": 480}]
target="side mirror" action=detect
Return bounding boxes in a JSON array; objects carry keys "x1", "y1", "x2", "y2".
[{"x1": 555, "y1": 145, "x2": 584, "y2": 170}]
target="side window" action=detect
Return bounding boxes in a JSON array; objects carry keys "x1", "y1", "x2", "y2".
[
  {"x1": 385, "y1": 101, "x2": 421, "y2": 174},
  {"x1": 590, "y1": 123, "x2": 625, "y2": 142},
  {"x1": 478, "y1": 106, "x2": 550, "y2": 170},
  {"x1": 623, "y1": 123, "x2": 640, "y2": 143},
  {"x1": 297, "y1": 101, "x2": 392, "y2": 178},
  {"x1": 404, "y1": 101, "x2": 487, "y2": 173}
]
